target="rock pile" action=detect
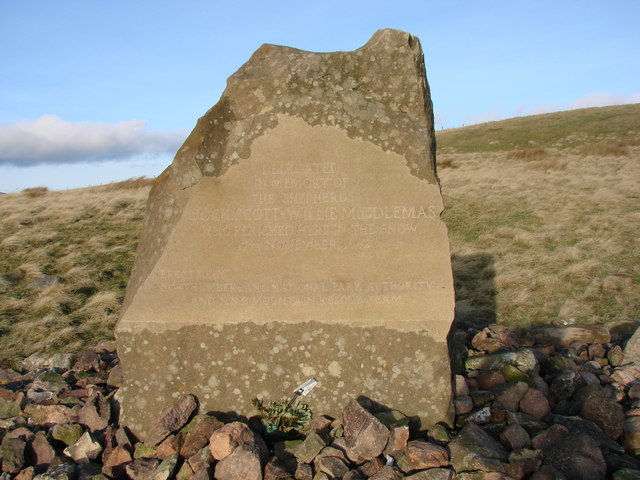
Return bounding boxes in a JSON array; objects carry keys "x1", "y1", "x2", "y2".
[{"x1": 2, "y1": 322, "x2": 640, "y2": 479}]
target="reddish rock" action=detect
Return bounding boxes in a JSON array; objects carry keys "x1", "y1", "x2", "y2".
[
  {"x1": 476, "y1": 371, "x2": 506, "y2": 390},
  {"x1": 147, "y1": 394, "x2": 198, "y2": 446},
  {"x1": 358, "y1": 457, "x2": 385, "y2": 477},
  {"x1": 397, "y1": 440, "x2": 449, "y2": 473},
  {"x1": 107, "y1": 363, "x2": 123, "y2": 388},
  {"x1": 493, "y1": 382, "x2": 529, "y2": 412},
  {"x1": 519, "y1": 389, "x2": 550, "y2": 420},
  {"x1": 14, "y1": 466, "x2": 35, "y2": 480},
  {"x1": 190, "y1": 465, "x2": 213, "y2": 480},
  {"x1": 384, "y1": 425, "x2": 410, "y2": 458},
  {"x1": 499, "y1": 424, "x2": 530, "y2": 450},
  {"x1": 454, "y1": 396, "x2": 474, "y2": 415},
  {"x1": 624, "y1": 415, "x2": 640, "y2": 450},
  {"x1": 30, "y1": 431, "x2": 55, "y2": 469},
  {"x1": 343, "y1": 399, "x2": 390, "y2": 462},
  {"x1": 126, "y1": 458, "x2": 161, "y2": 480},
  {"x1": 187, "y1": 445, "x2": 214, "y2": 472},
  {"x1": 403, "y1": 468, "x2": 453, "y2": 480},
  {"x1": 156, "y1": 434, "x2": 184, "y2": 460},
  {"x1": 209, "y1": 421, "x2": 262, "y2": 461},
  {"x1": 544, "y1": 433, "x2": 606, "y2": 480},
  {"x1": 77, "y1": 392, "x2": 110, "y2": 431},
  {"x1": 316, "y1": 455, "x2": 350, "y2": 478},
  {"x1": 531, "y1": 424, "x2": 569, "y2": 451},
  {"x1": 370, "y1": 466, "x2": 404, "y2": 480},
  {"x1": 263, "y1": 458, "x2": 294, "y2": 480},
  {"x1": 73, "y1": 349, "x2": 101, "y2": 372},
  {"x1": 180, "y1": 415, "x2": 223, "y2": 458},
  {"x1": 581, "y1": 391, "x2": 625, "y2": 440},
  {"x1": 455, "y1": 375, "x2": 470, "y2": 396},
  {"x1": 102, "y1": 445, "x2": 133, "y2": 477},
  {"x1": 214, "y1": 442, "x2": 264, "y2": 480}
]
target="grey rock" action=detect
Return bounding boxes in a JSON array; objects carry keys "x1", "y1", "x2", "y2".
[
  {"x1": 544, "y1": 433, "x2": 606, "y2": 480},
  {"x1": 293, "y1": 429, "x2": 330, "y2": 464},
  {"x1": 449, "y1": 423, "x2": 507, "y2": 473},
  {"x1": 22, "y1": 353, "x2": 50, "y2": 371},
  {"x1": 33, "y1": 463, "x2": 75, "y2": 480},
  {"x1": 613, "y1": 469, "x2": 640, "y2": 480},
  {"x1": 465, "y1": 349, "x2": 538, "y2": 375}
]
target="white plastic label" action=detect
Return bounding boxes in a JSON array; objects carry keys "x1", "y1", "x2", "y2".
[{"x1": 294, "y1": 378, "x2": 318, "y2": 397}]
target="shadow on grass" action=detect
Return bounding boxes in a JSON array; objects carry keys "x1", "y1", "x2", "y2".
[{"x1": 451, "y1": 252, "x2": 497, "y2": 330}]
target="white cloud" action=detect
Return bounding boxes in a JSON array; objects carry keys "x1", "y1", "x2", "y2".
[
  {"x1": 0, "y1": 115, "x2": 187, "y2": 166},
  {"x1": 569, "y1": 91, "x2": 640, "y2": 109}
]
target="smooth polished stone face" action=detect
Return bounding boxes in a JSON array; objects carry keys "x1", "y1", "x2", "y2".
[{"x1": 116, "y1": 29, "x2": 455, "y2": 441}]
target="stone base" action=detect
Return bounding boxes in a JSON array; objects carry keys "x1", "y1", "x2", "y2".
[{"x1": 117, "y1": 321, "x2": 453, "y2": 442}]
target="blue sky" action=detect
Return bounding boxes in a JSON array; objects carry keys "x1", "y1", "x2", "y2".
[{"x1": 1, "y1": 1, "x2": 639, "y2": 192}]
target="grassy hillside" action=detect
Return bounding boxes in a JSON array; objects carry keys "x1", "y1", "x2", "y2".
[
  {"x1": 1, "y1": 106, "x2": 639, "y2": 360},
  {"x1": 437, "y1": 103, "x2": 640, "y2": 153}
]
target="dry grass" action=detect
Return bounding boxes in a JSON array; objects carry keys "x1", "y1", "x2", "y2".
[
  {"x1": 21, "y1": 186, "x2": 49, "y2": 198},
  {"x1": 0, "y1": 182, "x2": 151, "y2": 358},
  {"x1": 506, "y1": 147, "x2": 549, "y2": 160},
  {"x1": 441, "y1": 147, "x2": 639, "y2": 327}
]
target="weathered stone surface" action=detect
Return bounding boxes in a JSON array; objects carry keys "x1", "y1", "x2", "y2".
[
  {"x1": 625, "y1": 328, "x2": 640, "y2": 364},
  {"x1": 343, "y1": 400, "x2": 390, "y2": 462},
  {"x1": 116, "y1": 28, "x2": 454, "y2": 441},
  {"x1": 404, "y1": 468, "x2": 453, "y2": 480},
  {"x1": 147, "y1": 394, "x2": 197, "y2": 446},
  {"x1": 51, "y1": 423, "x2": 84, "y2": 446}
]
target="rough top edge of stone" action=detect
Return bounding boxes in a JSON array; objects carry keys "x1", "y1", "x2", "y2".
[{"x1": 168, "y1": 28, "x2": 437, "y2": 189}]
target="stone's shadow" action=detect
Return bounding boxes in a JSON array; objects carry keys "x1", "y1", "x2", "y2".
[
  {"x1": 356, "y1": 395, "x2": 422, "y2": 433},
  {"x1": 450, "y1": 252, "x2": 497, "y2": 330}
]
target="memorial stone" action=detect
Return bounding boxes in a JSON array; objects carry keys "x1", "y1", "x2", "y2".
[{"x1": 115, "y1": 29, "x2": 455, "y2": 441}]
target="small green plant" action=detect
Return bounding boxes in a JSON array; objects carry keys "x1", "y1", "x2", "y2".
[{"x1": 252, "y1": 378, "x2": 316, "y2": 434}]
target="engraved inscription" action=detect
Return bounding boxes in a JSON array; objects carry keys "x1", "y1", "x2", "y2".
[{"x1": 187, "y1": 159, "x2": 438, "y2": 253}]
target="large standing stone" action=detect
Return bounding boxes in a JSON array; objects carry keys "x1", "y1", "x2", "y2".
[{"x1": 116, "y1": 28, "x2": 455, "y2": 441}]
